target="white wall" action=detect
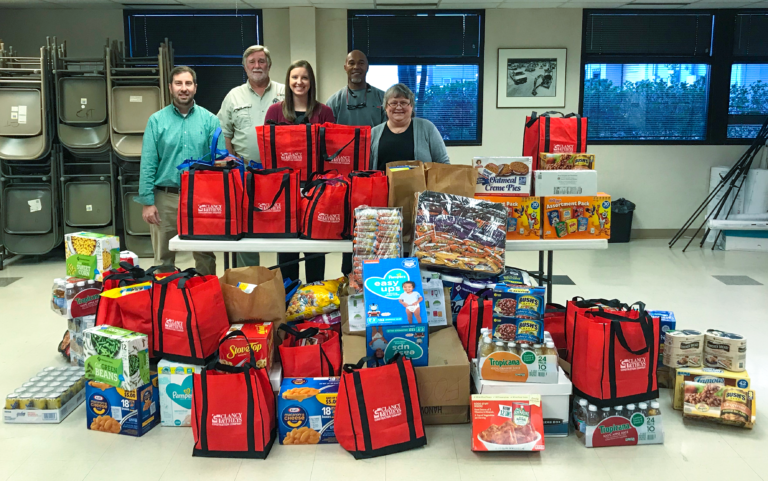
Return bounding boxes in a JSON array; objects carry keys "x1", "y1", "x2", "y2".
[{"x1": 0, "y1": 5, "x2": 744, "y2": 233}]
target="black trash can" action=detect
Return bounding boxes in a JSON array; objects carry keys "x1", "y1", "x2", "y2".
[{"x1": 609, "y1": 198, "x2": 635, "y2": 244}]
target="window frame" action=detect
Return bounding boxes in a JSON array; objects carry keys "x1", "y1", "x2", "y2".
[
  {"x1": 347, "y1": 9, "x2": 485, "y2": 147},
  {"x1": 579, "y1": 8, "x2": 768, "y2": 145}
]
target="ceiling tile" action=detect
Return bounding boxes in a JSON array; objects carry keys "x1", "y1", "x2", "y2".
[
  {"x1": 561, "y1": 1, "x2": 628, "y2": 6},
  {"x1": 0, "y1": 0, "x2": 65, "y2": 5},
  {"x1": 620, "y1": 3, "x2": 683, "y2": 6},
  {"x1": 374, "y1": 0, "x2": 439, "y2": 3},
  {"x1": 681, "y1": 1, "x2": 753, "y2": 5},
  {"x1": 115, "y1": 0, "x2": 182, "y2": 4},
  {"x1": 498, "y1": 1, "x2": 565, "y2": 6},
  {"x1": 312, "y1": 2, "x2": 375, "y2": 6},
  {"x1": 245, "y1": 0, "x2": 311, "y2": 4},
  {"x1": 438, "y1": 1, "x2": 501, "y2": 5}
]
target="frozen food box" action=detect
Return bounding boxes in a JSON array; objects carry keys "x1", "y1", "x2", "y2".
[
  {"x1": 65, "y1": 232, "x2": 120, "y2": 280},
  {"x1": 474, "y1": 157, "x2": 533, "y2": 196},
  {"x1": 673, "y1": 366, "x2": 751, "y2": 410},
  {"x1": 158, "y1": 360, "x2": 202, "y2": 427},
  {"x1": 542, "y1": 194, "x2": 611, "y2": 240},
  {"x1": 83, "y1": 325, "x2": 150, "y2": 391},
  {"x1": 363, "y1": 258, "x2": 429, "y2": 367},
  {"x1": 474, "y1": 196, "x2": 542, "y2": 240},
  {"x1": 534, "y1": 170, "x2": 598, "y2": 197},
  {"x1": 218, "y1": 322, "x2": 274, "y2": 371},
  {"x1": 471, "y1": 394, "x2": 545, "y2": 451},
  {"x1": 85, "y1": 373, "x2": 159, "y2": 437},
  {"x1": 539, "y1": 153, "x2": 595, "y2": 171},
  {"x1": 278, "y1": 378, "x2": 339, "y2": 445}
]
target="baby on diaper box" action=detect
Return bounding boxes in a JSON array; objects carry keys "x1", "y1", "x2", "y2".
[{"x1": 363, "y1": 258, "x2": 429, "y2": 367}]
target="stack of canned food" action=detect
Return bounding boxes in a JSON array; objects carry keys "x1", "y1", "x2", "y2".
[{"x1": 5, "y1": 366, "x2": 86, "y2": 411}]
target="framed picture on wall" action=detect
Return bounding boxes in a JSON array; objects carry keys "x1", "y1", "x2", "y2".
[{"x1": 497, "y1": 48, "x2": 566, "y2": 108}]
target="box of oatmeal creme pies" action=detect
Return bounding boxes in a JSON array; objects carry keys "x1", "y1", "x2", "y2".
[
  {"x1": 278, "y1": 378, "x2": 339, "y2": 445},
  {"x1": 83, "y1": 325, "x2": 150, "y2": 391},
  {"x1": 474, "y1": 157, "x2": 532, "y2": 196},
  {"x1": 86, "y1": 373, "x2": 159, "y2": 437}
]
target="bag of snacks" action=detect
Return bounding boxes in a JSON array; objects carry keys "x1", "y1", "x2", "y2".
[
  {"x1": 413, "y1": 191, "x2": 506, "y2": 276},
  {"x1": 350, "y1": 207, "x2": 403, "y2": 292},
  {"x1": 278, "y1": 323, "x2": 341, "y2": 377},
  {"x1": 285, "y1": 277, "x2": 345, "y2": 322},
  {"x1": 192, "y1": 330, "x2": 276, "y2": 458},
  {"x1": 335, "y1": 354, "x2": 426, "y2": 459}
]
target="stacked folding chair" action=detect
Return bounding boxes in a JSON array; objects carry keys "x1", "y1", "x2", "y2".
[
  {"x1": 52, "y1": 38, "x2": 116, "y2": 236},
  {"x1": 107, "y1": 39, "x2": 173, "y2": 257},
  {"x1": 0, "y1": 39, "x2": 63, "y2": 256}
]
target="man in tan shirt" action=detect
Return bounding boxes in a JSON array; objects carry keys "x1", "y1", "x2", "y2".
[{"x1": 218, "y1": 45, "x2": 285, "y2": 267}]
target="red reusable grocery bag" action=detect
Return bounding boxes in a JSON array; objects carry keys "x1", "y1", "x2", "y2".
[
  {"x1": 456, "y1": 291, "x2": 493, "y2": 360},
  {"x1": 316, "y1": 123, "x2": 371, "y2": 177},
  {"x1": 151, "y1": 268, "x2": 230, "y2": 364},
  {"x1": 178, "y1": 163, "x2": 243, "y2": 240},
  {"x1": 256, "y1": 123, "x2": 317, "y2": 182},
  {"x1": 349, "y1": 170, "x2": 388, "y2": 212},
  {"x1": 570, "y1": 302, "x2": 660, "y2": 407},
  {"x1": 544, "y1": 303, "x2": 566, "y2": 353},
  {"x1": 242, "y1": 167, "x2": 300, "y2": 238},
  {"x1": 192, "y1": 330, "x2": 276, "y2": 459},
  {"x1": 522, "y1": 111, "x2": 587, "y2": 170},
  {"x1": 564, "y1": 298, "x2": 629, "y2": 363},
  {"x1": 335, "y1": 354, "x2": 426, "y2": 459},
  {"x1": 278, "y1": 322, "x2": 341, "y2": 377},
  {"x1": 300, "y1": 173, "x2": 351, "y2": 240}
]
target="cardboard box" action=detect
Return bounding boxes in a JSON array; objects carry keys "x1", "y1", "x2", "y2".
[
  {"x1": 683, "y1": 384, "x2": 756, "y2": 429},
  {"x1": 474, "y1": 196, "x2": 542, "y2": 240},
  {"x1": 363, "y1": 258, "x2": 429, "y2": 367},
  {"x1": 277, "y1": 378, "x2": 339, "y2": 445},
  {"x1": 673, "y1": 367, "x2": 751, "y2": 410},
  {"x1": 85, "y1": 373, "x2": 159, "y2": 437},
  {"x1": 343, "y1": 328, "x2": 470, "y2": 425},
  {"x1": 422, "y1": 278, "x2": 448, "y2": 327},
  {"x1": 83, "y1": 325, "x2": 150, "y2": 391},
  {"x1": 473, "y1": 362, "x2": 571, "y2": 437},
  {"x1": 477, "y1": 349, "x2": 559, "y2": 384},
  {"x1": 542, "y1": 194, "x2": 611, "y2": 239},
  {"x1": 219, "y1": 323, "x2": 274, "y2": 371},
  {"x1": 648, "y1": 310, "x2": 677, "y2": 364},
  {"x1": 534, "y1": 170, "x2": 598, "y2": 197},
  {"x1": 474, "y1": 157, "x2": 532, "y2": 196},
  {"x1": 158, "y1": 360, "x2": 202, "y2": 427},
  {"x1": 471, "y1": 394, "x2": 545, "y2": 451},
  {"x1": 539, "y1": 153, "x2": 595, "y2": 171},
  {"x1": 64, "y1": 232, "x2": 120, "y2": 280}
]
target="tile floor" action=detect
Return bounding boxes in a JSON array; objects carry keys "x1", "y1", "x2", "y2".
[{"x1": 1, "y1": 239, "x2": 767, "y2": 481}]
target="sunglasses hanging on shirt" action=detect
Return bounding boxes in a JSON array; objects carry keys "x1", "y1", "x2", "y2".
[{"x1": 346, "y1": 84, "x2": 372, "y2": 110}]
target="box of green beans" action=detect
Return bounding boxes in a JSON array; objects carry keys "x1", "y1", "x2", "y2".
[{"x1": 83, "y1": 325, "x2": 150, "y2": 391}]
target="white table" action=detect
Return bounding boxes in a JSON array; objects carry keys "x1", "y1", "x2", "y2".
[{"x1": 169, "y1": 236, "x2": 606, "y2": 303}]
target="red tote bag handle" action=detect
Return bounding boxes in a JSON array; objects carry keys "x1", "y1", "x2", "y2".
[
  {"x1": 278, "y1": 323, "x2": 338, "y2": 376},
  {"x1": 318, "y1": 126, "x2": 361, "y2": 171}
]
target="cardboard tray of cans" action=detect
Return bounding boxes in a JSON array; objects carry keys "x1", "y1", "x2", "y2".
[{"x1": 4, "y1": 366, "x2": 86, "y2": 424}]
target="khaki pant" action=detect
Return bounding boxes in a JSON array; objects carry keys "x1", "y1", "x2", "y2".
[{"x1": 150, "y1": 189, "x2": 216, "y2": 275}]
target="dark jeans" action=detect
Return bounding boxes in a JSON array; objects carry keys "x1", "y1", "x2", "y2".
[
  {"x1": 278, "y1": 252, "x2": 326, "y2": 284},
  {"x1": 341, "y1": 252, "x2": 353, "y2": 276}
]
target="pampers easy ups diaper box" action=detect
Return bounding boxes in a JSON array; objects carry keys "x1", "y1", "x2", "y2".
[
  {"x1": 542, "y1": 194, "x2": 611, "y2": 240},
  {"x1": 363, "y1": 258, "x2": 429, "y2": 367},
  {"x1": 86, "y1": 373, "x2": 159, "y2": 437},
  {"x1": 158, "y1": 359, "x2": 202, "y2": 427},
  {"x1": 278, "y1": 378, "x2": 339, "y2": 445}
]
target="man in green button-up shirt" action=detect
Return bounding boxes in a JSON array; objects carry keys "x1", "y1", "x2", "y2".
[{"x1": 138, "y1": 66, "x2": 221, "y2": 275}]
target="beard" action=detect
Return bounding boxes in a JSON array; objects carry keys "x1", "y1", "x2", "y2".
[{"x1": 249, "y1": 69, "x2": 269, "y2": 83}]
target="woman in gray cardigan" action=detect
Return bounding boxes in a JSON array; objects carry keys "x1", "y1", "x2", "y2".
[{"x1": 370, "y1": 83, "x2": 450, "y2": 170}]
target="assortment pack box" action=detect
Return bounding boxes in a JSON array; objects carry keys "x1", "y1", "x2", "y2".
[
  {"x1": 539, "y1": 153, "x2": 595, "y2": 170},
  {"x1": 473, "y1": 362, "x2": 572, "y2": 437},
  {"x1": 64, "y1": 232, "x2": 120, "y2": 280},
  {"x1": 363, "y1": 258, "x2": 429, "y2": 367},
  {"x1": 475, "y1": 196, "x2": 542, "y2": 240},
  {"x1": 471, "y1": 394, "x2": 545, "y2": 451},
  {"x1": 474, "y1": 157, "x2": 532, "y2": 196},
  {"x1": 218, "y1": 322, "x2": 274, "y2": 370},
  {"x1": 534, "y1": 170, "x2": 598, "y2": 197},
  {"x1": 542, "y1": 194, "x2": 611, "y2": 240},
  {"x1": 277, "y1": 378, "x2": 339, "y2": 445},
  {"x1": 573, "y1": 402, "x2": 664, "y2": 448},
  {"x1": 83, "y1": 325, "x2": 150, "y2": 391},
  {"x1": 673, "y1": 366, "x2": 751, "y2": 410},
  {"x1": 85, "y1": 373, "x2": 159, "y2": 437},
  {"x1": 344, "y1": 328, "x2": 470, "y2": 425},
  {"x1": 158, "y1": 359, "x2": 202, "y2": 427}
]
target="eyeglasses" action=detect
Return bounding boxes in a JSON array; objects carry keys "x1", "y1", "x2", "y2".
[
  {"x1": 387, "y1": 101, "x2": 411, "y2": 109},
  {"x1": 346, "y1": 87, "x2": 367, "y2": 110}
]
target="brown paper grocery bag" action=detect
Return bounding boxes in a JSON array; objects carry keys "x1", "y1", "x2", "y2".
[
  {"x1": 386, "y1": 160, "x2": 427, "y2": 242},
  {"x1": 219, "y1": 266, "x2": 286, "y2": 325},
  {"x1": 424, "y1": 163, "x2": 478, "y2": 198}
]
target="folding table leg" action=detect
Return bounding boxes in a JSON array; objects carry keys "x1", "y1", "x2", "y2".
[
  {"x1": 546, "y1": 250, "x2": 554, "y2": 304},
  {"x1": 224, "y1": 253, "x2": 230, "y2": 271}
]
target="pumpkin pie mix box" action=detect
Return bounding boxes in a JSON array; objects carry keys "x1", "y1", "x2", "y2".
[{"x1": 471, "y1": 394, "x2": 545, "y2": 451}]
